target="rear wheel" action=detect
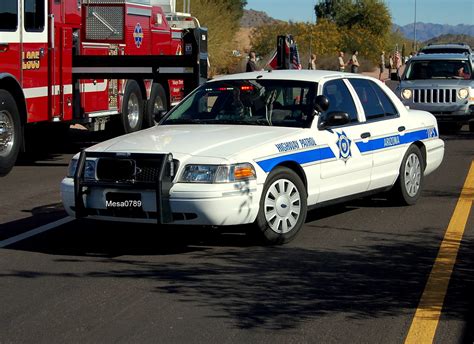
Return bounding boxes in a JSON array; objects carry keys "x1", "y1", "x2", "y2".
[
  {"x1": 0, "y1": 90, "x2": 21, "y2": 176},
  {"x1": 255, "y1": 167, "x2": 307, "y2": 244},
  {"x1": 122, "y1": 80, "x2": 144, "y2": 133},
  {"x1": 390, "y1": 144, "x2": 424, "y2": 205},
  {"x1": 145, "y1": 83, "x2": 168, "y2": 127}
]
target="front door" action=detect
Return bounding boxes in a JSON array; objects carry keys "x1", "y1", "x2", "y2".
[
  {"x1": 0, "y1": 1, "x2": 21, "y2": 82},
  {"x1": 316, "y1": 78, "x2": 373, "y2": 202},
  {"x1": 21, "y1": 0, "x2": 49, "y2": 123}
]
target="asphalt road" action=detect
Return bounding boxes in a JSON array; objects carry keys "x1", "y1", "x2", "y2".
[{"x1": 0, "y1": 126, "x2": 473, "y2": 344}]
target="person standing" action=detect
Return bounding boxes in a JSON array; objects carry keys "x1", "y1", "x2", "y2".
[
  {"x1": 308, "y1": 54, "x2": 317, "y2": 70},
  {"x1": 338, "y1": 51, "x2": 346, "y2": 72},
  {"x1": 379, "y1": 51, "x2": 385, "y2": 80},
  {"x1": 246, "y1": 51, "x2": 258, "y2": 72},
  {"x1": 350, "y1": 50, "x2": 360, "y2": 73},
  {"x1": 388, "y1": 54, "x2": 394, "y2": 78}
]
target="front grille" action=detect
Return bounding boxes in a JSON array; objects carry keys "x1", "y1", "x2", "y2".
[
  {"x1": 95, "y1": 156, "x2": 175, "y2": 183},
  {"x1": 414, "y1": 89, "x2": 457, "y2": 103}
]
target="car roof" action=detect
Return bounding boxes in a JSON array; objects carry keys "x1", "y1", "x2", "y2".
[
  {"x1": 210, "y1": 69, "x2": 377, "y2": 83},
  {"x1": 410, "y1": 53, "x2": 472, "y2": 61},
  {"x1": 422, "y1": 43, "x2": 471, "y2": 49}
]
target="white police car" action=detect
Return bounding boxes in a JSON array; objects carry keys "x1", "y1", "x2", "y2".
[{"x1": 61, "y1": 70, "x2": 445, "y2": 244}]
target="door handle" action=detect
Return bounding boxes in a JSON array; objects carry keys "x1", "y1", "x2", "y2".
[
  {"x1": 360, "y1": 132, "x2": 371, "y2": 139},
  {"x1": 0, "y1": 43, "x2": 9, "y2": 53},
  {"x1": 398, "y1": 126, "x2": 406, "y2": 132}
]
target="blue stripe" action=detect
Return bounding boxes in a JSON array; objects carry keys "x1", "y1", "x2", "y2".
[
  {"x1": 257, "y1": 147, "x2": 335, "y2": 173},
  {"x1": 356, "y1": 128, "x2": 433, "y2": 153}
]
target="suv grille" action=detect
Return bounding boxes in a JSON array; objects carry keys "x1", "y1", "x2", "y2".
[{"x1": 414, "y1": 89, "x2": 457, "y2": 103}]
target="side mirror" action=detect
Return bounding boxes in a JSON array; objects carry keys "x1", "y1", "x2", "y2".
[
  {"x1": 154, "y1": 110, "x2": 167, "y2": 123},
  {"x1": 319, "y1": 111, "x2": 350, "y2": 129},
  {"x1": 314, "y1": 95, "x2": 329, "y2": 112}
]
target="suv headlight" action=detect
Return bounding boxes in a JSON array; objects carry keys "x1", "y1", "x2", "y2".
[
  {"x1": 67, "y1": 158, "x2": 96, "y2": 180},
  {"x1": 458, "y1": 88, "x2": 469, "y2": 99},
  {"x1": 179, "y1": 163, "x2": 256, "y2": 183},
  {"x1": 401, "y1": 89, "x2": 412, "y2": 100}
]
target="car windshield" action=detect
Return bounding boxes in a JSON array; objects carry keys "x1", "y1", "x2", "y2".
[
  {"x1": 161, "y1": 79, "x2": 317, "y2": 128},
  {"x1": 420, "y1": 48, "x2": 470, "y2": 54},
  {"x1": 404, "y1": 60, "x2": 473, "y2": 80}
]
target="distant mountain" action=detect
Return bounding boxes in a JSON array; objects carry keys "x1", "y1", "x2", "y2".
[
  {"x1": 393, "y1": 23, "x2": 474, "y2": 42},
  {"x1": 240, "y1": 9, "x2": 284, "y2": 28}
]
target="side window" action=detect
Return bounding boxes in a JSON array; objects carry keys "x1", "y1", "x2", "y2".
[
  {"x1": 322, "y1": 79, "x2": 358, "y2": 123},
  {"x1": 24, "y1": 0, "x2": 44, "y2": 32},
  {"x1": 348, "y1": 78, "x2": 385, "y2": 120},
  {"x1": 0, "y1": 0, "x2": 18, "y2": 31}
]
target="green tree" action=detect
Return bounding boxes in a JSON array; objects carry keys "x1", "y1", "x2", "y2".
[{"x1": 175, "y1": 0, "x2": 247, "y2": 74}]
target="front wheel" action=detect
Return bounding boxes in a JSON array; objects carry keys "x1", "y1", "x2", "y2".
[
  {"x1": 255, "y1": 167, "x2": 307, "y2": 244},
  {"x1": 0, "y1": 90, "x2": 21, "y2": 176},
  {"x1": 390, "y1": 144, "x2": 424, "y2": 205},
  {"x1": 122, "y1": 80, "x2": 144, "y2": 133}
]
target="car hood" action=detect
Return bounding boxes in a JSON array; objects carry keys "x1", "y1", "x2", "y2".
[
  {"x1": 86, "y1": 124, "x2": 302, "y2": 159},
  {"x1": 400, "y1": 79, "x2": 472, "y2": 87}
]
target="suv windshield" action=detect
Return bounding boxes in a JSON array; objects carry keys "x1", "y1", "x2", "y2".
[
  {"x1": 404, "y1": 59, "x2": 473, "y2": 80},
  {"x1": 420, "y1": 48, "x2": 470, "y2": 54},
  {"x1": 162, "y1": 79, "x2": 317, "y2": 128}
]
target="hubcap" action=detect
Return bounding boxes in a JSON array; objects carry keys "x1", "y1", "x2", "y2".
[
  {"x1": 127, "y1": 93, "x2": 140, "y2": 129},
  {"x1": 264, "y1": 179, "x2": 301, "y2": 234},
  {"x1": 404, "y1": 153, "x2": 421, "y2": 197},
  {"x1": 0, "y1": 110, "x2": 14, "y2": 157}
]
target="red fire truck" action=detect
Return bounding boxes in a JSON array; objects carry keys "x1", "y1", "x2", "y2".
[{"x1": 0, "y1": 0, "x2": 208, "y2": 176}]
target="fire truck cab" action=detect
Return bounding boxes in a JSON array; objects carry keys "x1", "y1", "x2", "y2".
[{"x1": 0, "y1": 0, "x2": 207, "y2": 176}]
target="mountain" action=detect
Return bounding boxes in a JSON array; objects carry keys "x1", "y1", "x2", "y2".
[
  {"x1": 240, "y1": 9, "x2": 284, "y2": 28},
  {"x1": 393, "y1": 23, "x2": 474, "y2": 42}
]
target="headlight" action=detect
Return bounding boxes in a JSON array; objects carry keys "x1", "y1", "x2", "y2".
[
  {"x1": 67, "y1": 158, "x2": 96, "y2": 180},
  {"x1": 458, "y1": 88, "x2": 469, "y2": 99},
  {"x1": 401, "y1": 89, "x2": 412, "y2": 100},
  {"x1": 179, "y1": 163, "x2": 256, "y2": 183}
]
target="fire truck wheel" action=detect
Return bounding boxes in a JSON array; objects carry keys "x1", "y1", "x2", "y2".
[
  {"x1": 145, "y1": 83, "x2": 168, "y2": 127},
  {"x1": 0, "y1": 90, "x2": 21, "y2": 176},
  {"x1": 122, "y1": 80, "x2": 144, "y2": 133}
]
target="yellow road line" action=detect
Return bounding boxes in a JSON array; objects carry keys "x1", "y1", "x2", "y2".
[{"x1": 405, "y1": 161, "x2": 474, "y2": 344}]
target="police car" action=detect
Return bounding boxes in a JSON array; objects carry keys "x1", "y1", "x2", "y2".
[{"x1": 61, "y1": 70, "x2": 445, "y2": 244}]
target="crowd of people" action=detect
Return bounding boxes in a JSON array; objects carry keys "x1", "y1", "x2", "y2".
[{"x1": 245, "y1": 48, "x2": 406, "y2": 81}]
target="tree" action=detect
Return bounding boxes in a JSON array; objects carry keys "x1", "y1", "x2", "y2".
[{"x1": 175, "y1": 0, "x2": 247, "y2": 74}]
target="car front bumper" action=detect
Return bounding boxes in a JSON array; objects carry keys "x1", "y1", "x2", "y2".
[{"x1": 61, "y1": 177, "x2": 262, "y2": 226}]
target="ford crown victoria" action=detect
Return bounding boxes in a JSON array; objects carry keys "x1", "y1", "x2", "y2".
[{"x1": 61, "y1": 70, "x2": 445, "y2": 244}]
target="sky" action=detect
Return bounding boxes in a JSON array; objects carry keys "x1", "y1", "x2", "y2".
[{"x1": 244, "y1": 0, "x2": 474, "y2": 26}]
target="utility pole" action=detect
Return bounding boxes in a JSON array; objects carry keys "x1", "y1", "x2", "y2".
[{"x1": 413, "y1": 0, "x2": 417, "y2": 52}]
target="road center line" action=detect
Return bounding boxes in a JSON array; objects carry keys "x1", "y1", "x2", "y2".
[
  {"x1": 0, "y1": 217, "x2": 74, "y2": 248},
  {"x1": 405, "y1": 161, "x2": 474, "y2": 344}
]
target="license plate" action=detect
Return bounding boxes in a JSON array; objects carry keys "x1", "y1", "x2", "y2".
[{"x1": 105, "y1": 192, "x2": 142, "y2": 210}]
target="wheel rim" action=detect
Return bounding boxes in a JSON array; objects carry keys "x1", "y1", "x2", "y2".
[
  {"x1": 264, "y1": 178, "x2": 301, "y2": 234},
  {"x1": 153, "y1": 96, "x2": 164, "y2": 115},
  {"x1": 127, "y1": 93, "x2": 140, "y2": 129},
  {"x1": 0, "y1": 110, "x2": 14, "y2": 157},
  {"x1": 404, "y1": 153, "x2": 421, "y2": 197}
]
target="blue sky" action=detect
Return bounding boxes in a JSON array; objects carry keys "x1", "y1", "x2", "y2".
[{"x1": 245, "y1": 0, "x2": 474, "y2": 26}]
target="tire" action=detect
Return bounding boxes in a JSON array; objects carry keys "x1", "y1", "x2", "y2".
[
  {"x1": 390, "y1": 145, "x2": 424, "y2": 205},
  {"x1": 122, "y1": 80, "x2": 144, "y2": 133},
  {"x1": 255, "y1": 167, "x2": 307, "y2": 244},
  {"x1": 145, "y1": 83, "x2": 168, "y2": 127},
  {"x1": 0, "y1": 90, "x2": 21, "y2": 176}
]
